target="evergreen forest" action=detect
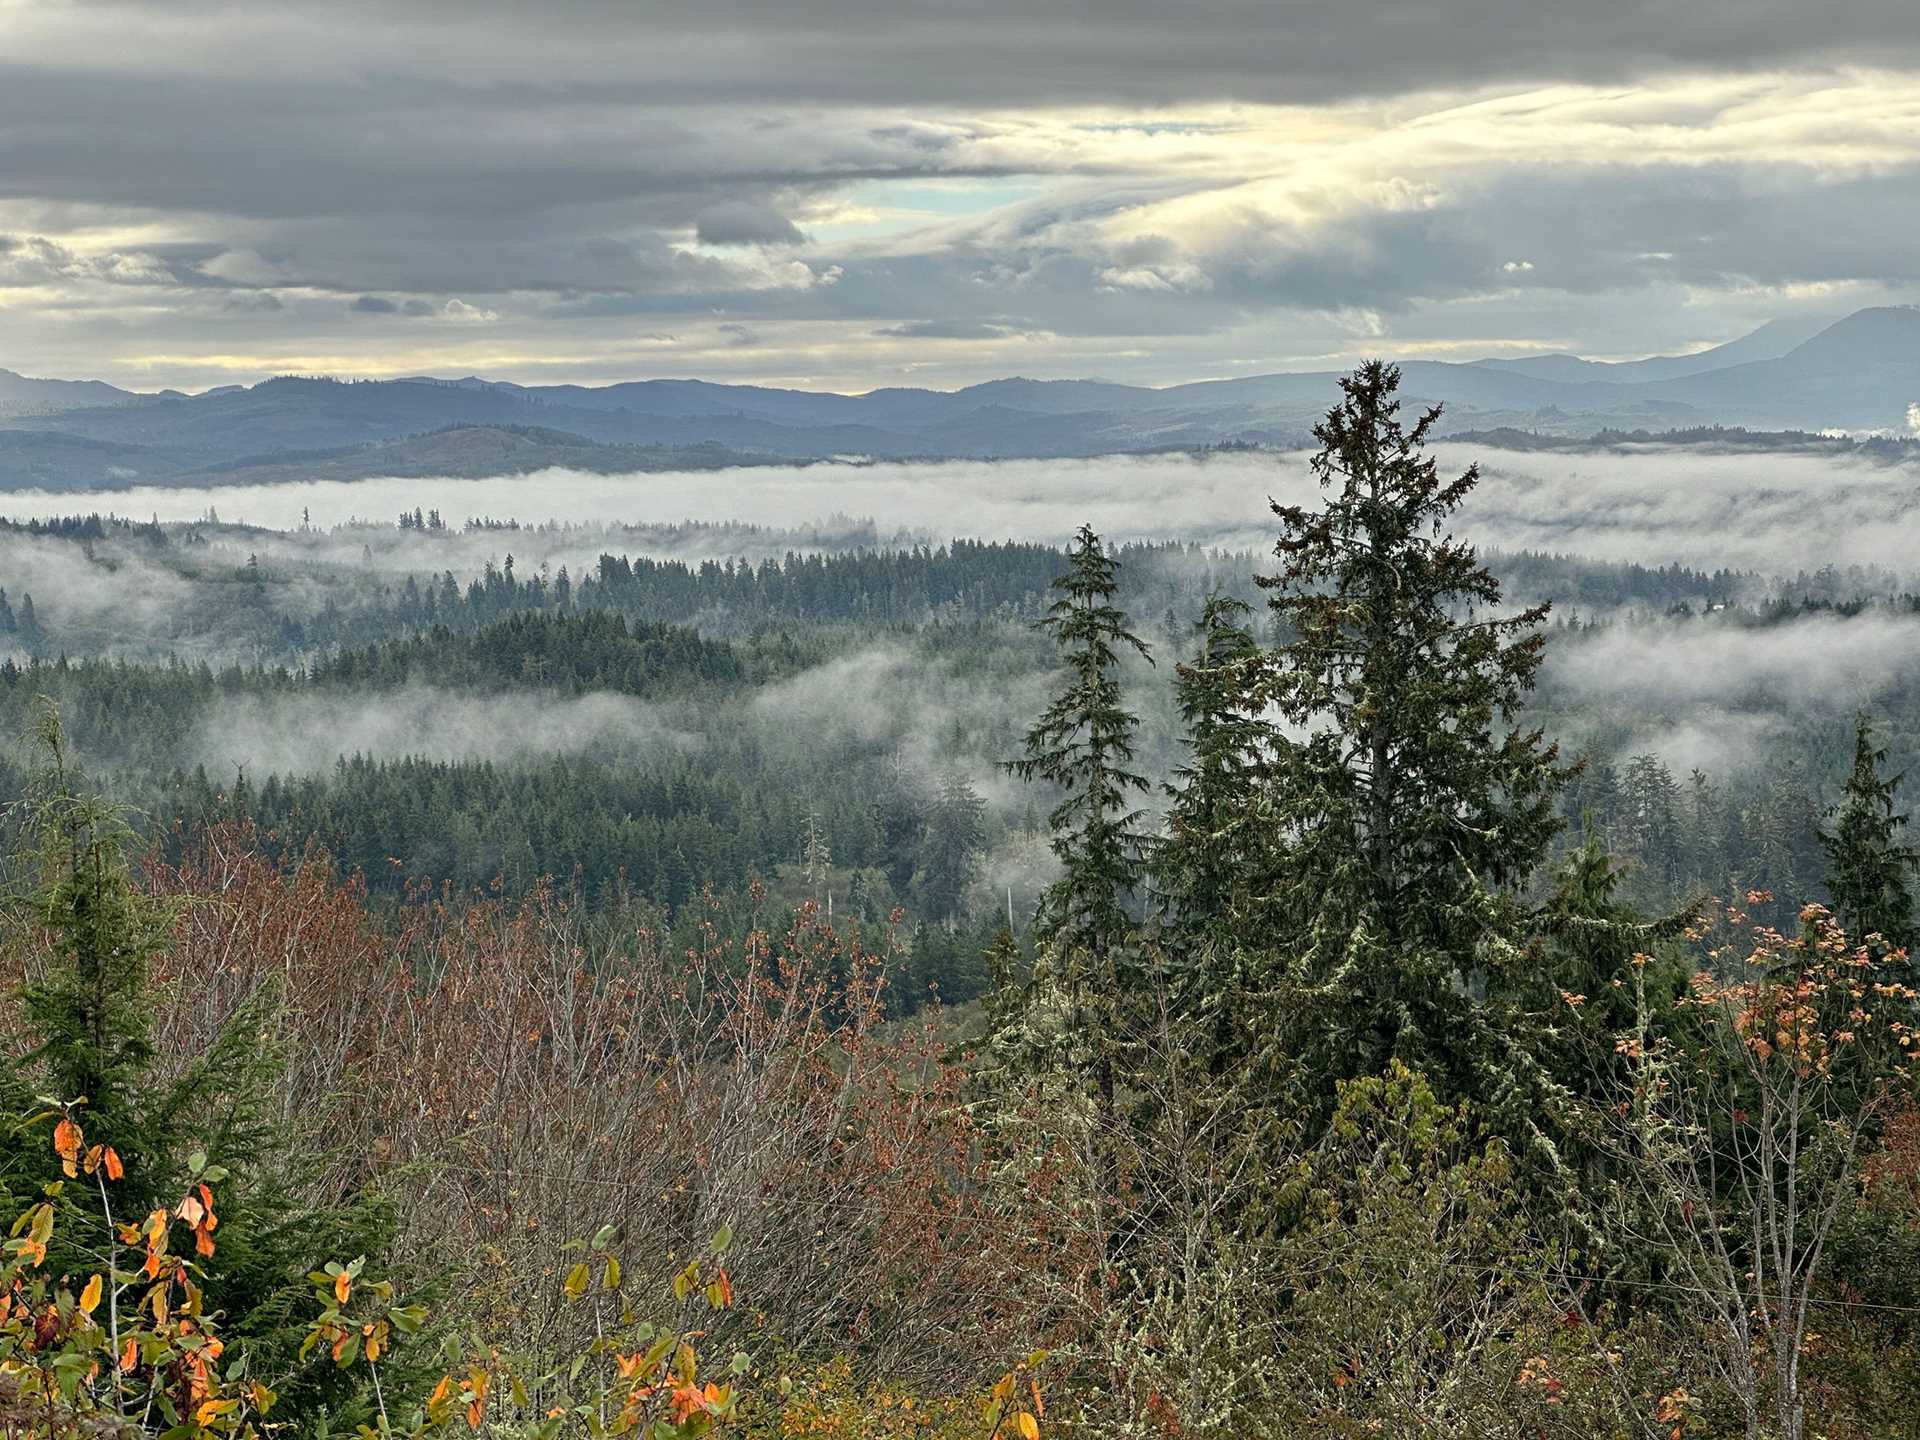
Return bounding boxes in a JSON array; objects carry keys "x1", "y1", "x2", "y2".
[{"x1": 6, "y1": 365, "x2": 1920, "y2": 1438}]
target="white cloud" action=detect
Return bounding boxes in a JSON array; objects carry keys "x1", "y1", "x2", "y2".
[{"x1": 438, "y1": 298, "x2": 499, "y2": 324}]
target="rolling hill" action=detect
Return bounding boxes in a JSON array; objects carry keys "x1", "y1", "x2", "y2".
[{"x1": 4, "y1": 306, "x2": 1917, "y2": 488}]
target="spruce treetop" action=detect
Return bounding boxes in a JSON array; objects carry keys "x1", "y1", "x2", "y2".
[
  {"x1": 1009, "y1": 523, "x2": 1154, "y2": 960},
  {"x1": 1256, "y1": 360, "x2": 1564, "y2": 957}
]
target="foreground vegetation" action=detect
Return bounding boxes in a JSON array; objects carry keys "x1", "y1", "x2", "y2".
[{"x1": 6, "y1": 364, "x2": 1920, "y2": 1437}]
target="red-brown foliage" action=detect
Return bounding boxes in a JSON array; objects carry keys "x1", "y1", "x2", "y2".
[{"x1": 143, "y1": 823, "x2": 1029, "y2": 1386}]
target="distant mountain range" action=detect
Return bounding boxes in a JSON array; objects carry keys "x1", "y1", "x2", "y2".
[{"x1": 5, "y1": 307, "x2": 1919, "y2": 490}]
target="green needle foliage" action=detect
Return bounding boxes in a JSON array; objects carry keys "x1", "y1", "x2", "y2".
[
  {"x1": 1007, "y1": 524, "x2": 1153, "y2": 1106},
  {"x1": 1250, "y1": 361, "x2": 1567, "y2": 1091},
  {"x1": 1819, "y1": 711, "x2": 1918, "y2": 954},
  {"x1": 1157, "y1": 594, "x2": 1272, "y2": 945},
  {"x1": 1010, "y1": 524, "x2": 1154, "y2": 974}
]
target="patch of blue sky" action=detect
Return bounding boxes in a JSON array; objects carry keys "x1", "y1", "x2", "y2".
[{"x1": 812, "y1": 177, "x2": 1052, "y2": 242}]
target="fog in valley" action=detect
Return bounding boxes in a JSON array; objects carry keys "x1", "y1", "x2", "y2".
[
  {"x1": 4, "y1": 442, "x2": 1918, "y2": 574},
  {"x1": 185, "y1": 685, "x2": 701, "y2": 778},
  {"x1": 4, "y1": 446, "x2": 1918, "y2": 800}
]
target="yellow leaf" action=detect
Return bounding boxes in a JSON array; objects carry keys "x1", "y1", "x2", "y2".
[
  {"x1": 1016, "y1": 1412, "x2": 1040, "y2": 1440},
  {"x1": 78, "y1": 1274, "x2": 103, "y2": 1315}
]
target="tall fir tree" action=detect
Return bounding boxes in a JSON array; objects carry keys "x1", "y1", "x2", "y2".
[
  {"x1": 870, "y1": 748, "x2": 928, "y2": 895},
  {"x1": 916, "y1": 769, "x2": 986, "y2": 926},
  {"x1": 1007, "y1": 525, "x2": 1153, "y2": 1104},
  {"x1": 1819, "y1": 712, "x2": 1917, "y2": 952},
  {"x1": 1154, "y1": 595, "x2": 1276, "y2": 1068},
  {"x1": 1157, "y1": 595, "x2": 1269, "y2": 938},
  {"x1": 16, "y1": 592, "x2": 43, "y2": 655},
  {"x1": 1253, "y1": 361, "x2": 1566, "y2": 1090}
]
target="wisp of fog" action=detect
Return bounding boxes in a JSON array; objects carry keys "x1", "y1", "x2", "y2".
[{"x1": 2, "y1": 444, "x2": 1916, "y2": 575}]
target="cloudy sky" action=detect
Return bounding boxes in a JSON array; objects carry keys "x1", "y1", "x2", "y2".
[{"x1": 5, "y1": 0, "x2": 1920, "y2": 393}]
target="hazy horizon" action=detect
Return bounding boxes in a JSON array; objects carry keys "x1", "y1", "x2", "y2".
[{"x1": 0, "y1": 310, "x2": 1870, "y2": 397}]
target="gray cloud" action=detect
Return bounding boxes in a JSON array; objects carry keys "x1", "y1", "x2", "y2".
[
  {"x1": 695, "y1": 201, "x2": 805, "y2": 247},
  {"x1": 4, "y1": 3, "x2": 1920, "y2": 389},
  {"x1": 10, "y1": 3, "x2": 1920, "y2": 108}
]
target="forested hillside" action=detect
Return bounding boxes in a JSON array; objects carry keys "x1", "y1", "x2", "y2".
[{"x1": 5, "y1": 365, "x2": 1920, "y2": 1438}]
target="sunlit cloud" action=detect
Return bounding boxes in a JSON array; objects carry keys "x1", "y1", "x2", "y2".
[{"x1": 4, "y1": 1, "x2": 1919, "y2": 389}]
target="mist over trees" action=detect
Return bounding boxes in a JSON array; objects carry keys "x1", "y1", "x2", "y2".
[{"x1": 4, "y1": 363, "x2": 1920, "y2": 1437}]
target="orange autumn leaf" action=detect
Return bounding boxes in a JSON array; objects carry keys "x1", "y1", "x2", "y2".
[
  {"x1": 465, "y1": 1368, "x2": 491, "y2": 1432},
  {"x1": 334, "y1": 1271, "x2": 353, "y2": 1305},
  {"x1": 184, "y1": 1352, "x2": 211, "y2": 1405},
  {"x1": 103, "y1": 1147, "x2": 124, "y2": 1181},
  {"x1": 78, "y1": 1274, "x2": 103, "y2": 1315},
  {"x1": 53, "y1": 1117, "x2": 83, "y2": 1177},
  {"x1": 670, "y1": 1382, "x2": 726, "y2": 1423}
]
